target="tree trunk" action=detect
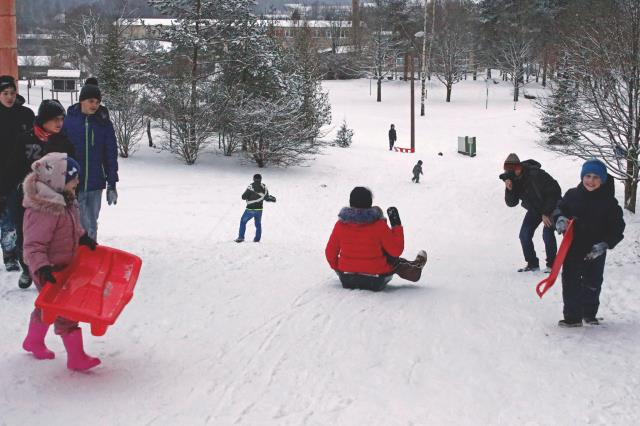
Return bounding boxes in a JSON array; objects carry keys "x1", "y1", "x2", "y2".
[
  {"x1": 446, "y1": 84, "x2": 452, "y2": 102},
  {"x1": 147, "y1": 119, "x2": 153, "y2": 147},
  {"x1": 513, "y1": 82, "x2": 519, "y2": 102},
  {"x1": 625, "y1": 177, "x2": 637, "y2": 213},
  {"x1": 377, "y1": 78, "x2": 382, "y2": 102},
  {"x1": 542, "y1": 55, "x2": 548, "y2": 87}
]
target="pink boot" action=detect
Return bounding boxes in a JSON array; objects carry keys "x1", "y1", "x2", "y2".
[
  {"x1": 23, "y1": 318, "x2": 55, "y2": 360},
  {"x1": 61, "y1": 329, "x2": 101, "y2": 371}
]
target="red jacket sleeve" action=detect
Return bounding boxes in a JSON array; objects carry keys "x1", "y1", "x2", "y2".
[
  {"x1": 325, "y1": 222, "x2": 341, "y2": 270},
  {"x1": 379, "y1": 222, "x2": 404, "y2": 257}
]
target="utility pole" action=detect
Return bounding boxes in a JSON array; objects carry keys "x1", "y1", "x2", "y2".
[
  {"x1": 0, "y1": 0, "x2": 18, "y2": 81},
  {"x1": 410, "y1": 51, "x2": 415, "y2": 151}
]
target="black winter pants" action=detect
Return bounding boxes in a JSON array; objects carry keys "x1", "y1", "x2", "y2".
[
  {"x1": 338, "y1": 272, "x2": 392, "y2": 292},
  {"x1": 10, "y1": 185, "x2": 27, "y2": 273},
  {"x1": 561, "y1": 254, "x2": 606, "y2": 321}
]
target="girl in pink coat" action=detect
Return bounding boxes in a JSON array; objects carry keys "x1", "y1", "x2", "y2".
[{"x1": 22, "y1": 152, "x2": 101, "y2": 371}]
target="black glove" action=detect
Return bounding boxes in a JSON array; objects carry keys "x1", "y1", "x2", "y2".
[
  {"x1": 387, "y1": 207, "x2": 402, "y2": 227},
  {"x1": 79, "y1": 233, "x2": 98, "y2": 250},
  {"x1": 38, "y1": 265, "x2": 56, "y2": 284},
  {"x1": 265, "y1": 194, "x2": 276, "y2": 202}
]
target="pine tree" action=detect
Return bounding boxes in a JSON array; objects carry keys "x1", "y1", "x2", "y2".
[
  {"x1": 334, "y1": 120, "x2": 354, "y2": 148},
  {"x1": 98, "y1": 22, "x2": 145, "y2": 158},
  {"x1": 538, "y1": 72, "x2": 579, "y2": 145}
]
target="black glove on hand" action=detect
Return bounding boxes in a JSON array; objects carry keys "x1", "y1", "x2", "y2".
[
  {"x1": 107, "y1": 187, "x2": 118, "y2": 206},
  {"x1": 79, "y1": 233, "x2": 98, "y2": 250},
  {"x1": 387, "y1": 207, "x2": 402, "y2": 227},
  {"x1": 265, "y1": 194, "x2": 277, "y2": 202},
  {"x1": 38, "y1": 265, "x2": 56, "y2": 284}
]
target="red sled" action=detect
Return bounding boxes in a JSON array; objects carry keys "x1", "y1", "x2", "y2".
[
  {"x1": 35, "y1": 246, "x2": 142, "y2": 336},
  {"x1": 393, "y1": 146, "x2": 415, "y2": 153},
  {"x1": 536, "y1": 219, "x2": 574, "y2": 298}
]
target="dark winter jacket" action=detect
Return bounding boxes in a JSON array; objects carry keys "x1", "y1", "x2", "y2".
[
  {"x1": 388, "y1": 128, "x2": 397, "y2": 142},
  {"x1": 325, "y1": 206, "x2": 404, "y2": 275},
  {"x1": 553, "y1": 177, "x2": 625, "y2": 261},
  {"x1": 412, "y1": 163, "x2": 423, "y2": 176},
  {"x1": 505, "y1": 160, "x2": 561, "y2": 216},
  {"x1": 0, "y1": 95, "x2": 35, "y2": 196},
  {"x1": 242, "y1": 182, "x2": 270, "y2": 210},
  {"x1": 62, "y1": 104, "x2": 118, "y2": 192},
  {"x1": 5, "y1": 127, "x2": 76, "y2": 194}
]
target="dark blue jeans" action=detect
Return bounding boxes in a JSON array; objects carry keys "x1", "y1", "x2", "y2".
[
  {"x1": 562, "y1": 254, "x2": 606, "y2": 320},
  {"x1": 1, "y1": 188, "x2": 18, "y2": 258},
  {"x1": 519, "y1": 210, "x2": 557, "y2": 267},
  {"x1": 238, "y1": 209, "x2": 262, "y2": 242}
]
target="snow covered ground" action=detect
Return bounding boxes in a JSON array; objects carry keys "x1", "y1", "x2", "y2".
[{"x1": 1, "y1": 78, "x2": 639, "y2": 425}]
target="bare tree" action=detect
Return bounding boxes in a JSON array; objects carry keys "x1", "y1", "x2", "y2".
[
  {"x1": 432, "y1": 0, "x2": 472, "y2": 103},
  {"x1": 494, "y1": 34, "x2": 532, "y2": 103},
  {"x1": 420, "y1": 0, "x2": 437, "y2": 115},
  {"x1": 59, "y1": 8, "x2": 106, "y2": 75},
  {"x1": 539, "y1": 0, "x2": 640, "y2": 212}
]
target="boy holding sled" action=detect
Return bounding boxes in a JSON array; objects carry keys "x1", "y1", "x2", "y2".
[
  {"x1": 21, "y1": 153, "x2": 101, "y2": 370},
  {"x1": 553, "y1": 159, "x2": 625, "y2": 327}
]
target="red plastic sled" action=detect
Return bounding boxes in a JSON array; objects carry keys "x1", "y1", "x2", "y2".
[
  {"x1": 35, "y1": 246, "x2": 142, "y2": 336},
  {"x1": 393, "y1": 146, "x2": 415, "y2": 153},
  {"x1": 536, "y1": 219, "x2": 574, "y2": 298}
]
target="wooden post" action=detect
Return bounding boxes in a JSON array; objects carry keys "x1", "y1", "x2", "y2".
[{"x1": 0, "y1": 0, "x2": 18, "y2": 81}]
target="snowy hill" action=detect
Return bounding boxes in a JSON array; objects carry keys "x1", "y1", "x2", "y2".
[{"x1": 1, "y1": 78, "x2": 639, "y2": 425}]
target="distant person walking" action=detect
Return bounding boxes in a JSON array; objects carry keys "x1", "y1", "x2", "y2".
[
  {"x1": 411, "y1": 160, "x2": 423, "y2": 183},
  {"x1": 235, "y1": 174, "x2": 276, "y2": 243},
  {"x1": 62, "y1": 78, "x2": 119, "y2": 241},
  {"x1": 388, "y1": 124, "x2": 397, "y2": 151}
]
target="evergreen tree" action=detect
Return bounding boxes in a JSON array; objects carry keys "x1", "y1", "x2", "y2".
[
  {"x1": 538, "y1": 70, "x2": 579, "y2": 145},
  {"x1": 334, "y1": 120, "x2": 354, "y2": 148},
  {"x1": 98, "y1": 22, "x2": 145, "y2": 158}
]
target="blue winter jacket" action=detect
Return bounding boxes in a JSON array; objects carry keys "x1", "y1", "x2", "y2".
[{"x1": 63, "y1": 104, "x2": 119, "y2": 192}]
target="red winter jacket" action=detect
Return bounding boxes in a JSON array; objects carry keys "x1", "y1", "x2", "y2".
[{"x1": 325, "y1": 206, "x2": 404, "y2": 275}]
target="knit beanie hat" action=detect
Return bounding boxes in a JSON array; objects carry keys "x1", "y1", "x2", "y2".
[
  {"x1": 349, "y1": 186, "x2": 373, "y2": 209},
  {"x1": 79, "y1": 78, "x2": 101, "y2": 102},
  {"x1": 66, "y1": 157, "x2": 80, "y2": 183},
  {"x1": 581, "y1": 159, "x2": 608, "y2": 184},
  {"x1": 36, "y1": 99, "x2": 66, "y2": 126},
  {"x1": 253, "y1": 174, "x2": 262, "y2": 182},
  {"x1": 0, "y1": 75, "x2": 16, "y2": 92},
  {"x1": 503, "y1": 153, "x2": 521, "y2": 170},
  {"x1": 31, "y1": 152, "x2": 69, "y2": 193}
]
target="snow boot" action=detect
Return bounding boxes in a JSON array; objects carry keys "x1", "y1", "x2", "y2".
[
  {"x1": 558, "y1": 319, "x2": 583, "y2": 328},
  {"x1": 583, "y1": 317, "x2": 600, "y2": 325},
  {"x1": 542, "y1": 266, "x2": 552, "y2": 274},
  {"x1": 234, "y1": 238, "x2": 244, "y2": 243},
  {"x1": 61, "y1": 329, "x2": 101, "y2": 371},
  {"x1": 18, "y1": 271, "x2": 32, "y2": 289},
  {"x1": 414, "y1": 250, "x2": 428, "y2": 268},
  {"x1": 22, "y1": 318, "x2": 55, "y2": 360},
  {"x1": 518, "y1": 264, "x2": 540, "y2": 272},
  {"x1": 4, "y1": 256, "x2": 20, "y2": 272}
]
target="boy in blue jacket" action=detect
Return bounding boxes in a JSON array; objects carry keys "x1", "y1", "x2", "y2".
[
  {"x1": 553, "y1": 159, "x2": 625, "y2": 327},
  {"x1": 62, "y1": 78, "x2": 119, "y2": 240}
]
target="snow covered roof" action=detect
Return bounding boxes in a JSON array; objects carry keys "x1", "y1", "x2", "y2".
[
  {"x1": 119, "y1": 18, "x2": 354, "y2": 29},
  {"x1": 18, "y1": 56, "x2": 51, "y2": 66},
  {"x1": 266, "y1": 20, "x2": 354, "y2": 28},
  {"x1": 17, "y1": 33, "x2": 54, "y2": 40},
  {"x1": 47, "y1": 69, "x2": 81, "y2": 78}
]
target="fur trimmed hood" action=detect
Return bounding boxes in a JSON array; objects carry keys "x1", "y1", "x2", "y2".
[
  {"x1": 22, "y1": 172, "x2": 67, "y2": 215},
  {"x1": 338, "y1": 206, "x2": 385, "y2": 224}
]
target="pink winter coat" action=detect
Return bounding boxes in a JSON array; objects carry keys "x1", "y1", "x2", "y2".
[{"x1": 22, "y1": 154, "x2": 84, "y2": 275}]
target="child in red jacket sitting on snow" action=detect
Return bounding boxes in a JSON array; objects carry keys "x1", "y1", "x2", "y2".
[
  {"x1": 21, "y1": 152, "x2": 101, "y2": 371},
  {"x1": 325, "y1": 186, "x2": 427, "y2": 291}
]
